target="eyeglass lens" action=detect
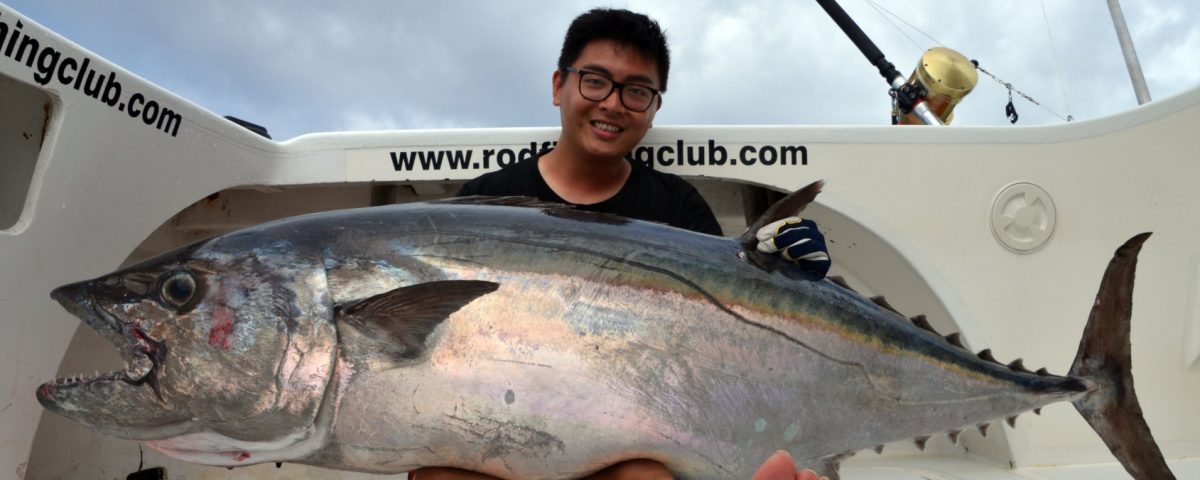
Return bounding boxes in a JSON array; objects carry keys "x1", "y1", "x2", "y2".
[{"x1": 577, "y1": 71, "x2": 656, "y2": 111}]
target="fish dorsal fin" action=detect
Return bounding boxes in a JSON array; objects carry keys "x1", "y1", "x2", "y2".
[
  {"x1": 431, "y1": 195, "x2": 571, "y2": 209},
  {"x1": 738, "y1": 180, "x2": 824, "y2": 249},
  {"x1": 335, "y1": 280, "x2": 499, "y2": 362}
]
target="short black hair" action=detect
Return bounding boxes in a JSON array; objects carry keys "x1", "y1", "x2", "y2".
[{"x1": 557, "y1": 8, "x2": 670, "y2": 92}]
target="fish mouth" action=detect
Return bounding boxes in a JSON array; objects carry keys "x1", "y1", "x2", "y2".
[{"x1": 39, "y1": 284, "x2": 166, "y2": 403}]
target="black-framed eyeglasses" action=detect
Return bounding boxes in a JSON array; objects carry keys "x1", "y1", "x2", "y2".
[{"x1": 564, "y1": 67, "x2": 661, "y2": 112}]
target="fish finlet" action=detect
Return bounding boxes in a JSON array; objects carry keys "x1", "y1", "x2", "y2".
[
  {"x1": 910, "y1": 315, "x2": 936, "y2": 333},
  {"x1": 1008, "y1": 358, "x2": 1030, "y2": 373}
]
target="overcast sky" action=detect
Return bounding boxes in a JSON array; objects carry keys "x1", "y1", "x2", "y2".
[{"x1": 6, "y1": 1, "x2": 1198, "y2": 141}]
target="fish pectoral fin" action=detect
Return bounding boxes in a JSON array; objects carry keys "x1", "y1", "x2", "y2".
[
  {"x1": 335, "y1": 280, "x2": 500, "y2": 361},
  {"x1": 738, "y1": 180, "x2": 823, "y2": 250},
  {"x1": 811, "y1": 452, "x2": 849, "y2": 480}
]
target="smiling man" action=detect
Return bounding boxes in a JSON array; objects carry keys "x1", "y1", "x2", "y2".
[
  {"x1": 436, "y1": 8, "x2": 829, "y2": 479},
  {"x1": 457, "y1": 8, "x2": 723, "y2": 236},
  {"x1": 457, "y1": 9, "x2": 830, "y2": 279}
]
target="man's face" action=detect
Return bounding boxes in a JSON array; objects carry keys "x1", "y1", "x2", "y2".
[{"x1": 553, "y1": 39, "x2": 661, "y2": 163}]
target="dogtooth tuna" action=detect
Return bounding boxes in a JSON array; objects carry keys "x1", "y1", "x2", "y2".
[{"x1": 37, "y1": 182, "x2": 1175, "y2": 479}]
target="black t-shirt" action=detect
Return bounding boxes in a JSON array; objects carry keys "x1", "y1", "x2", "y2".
[{"x1": 457, "y1": 153, "x2": 723, "y2": 236}]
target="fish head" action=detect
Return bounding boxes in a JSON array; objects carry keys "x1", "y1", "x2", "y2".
[{"x1": 38, "y1": 238, "x2": 337, "y2": 444}]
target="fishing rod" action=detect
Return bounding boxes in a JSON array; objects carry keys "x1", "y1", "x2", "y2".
[{"x1": 816, "y1": 0, "x2": 976, "y2": 125}]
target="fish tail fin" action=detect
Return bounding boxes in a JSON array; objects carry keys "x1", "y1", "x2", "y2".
[{"x1": 1068, "y1": 233, "x2": 1175, "y2": 480}]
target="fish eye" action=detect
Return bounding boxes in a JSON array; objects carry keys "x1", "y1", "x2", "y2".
[{"x1": 160, "y1": 272, "x2": 196, "y2": 308}]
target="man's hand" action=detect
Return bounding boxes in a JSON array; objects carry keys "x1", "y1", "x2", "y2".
[
  {"x1": 409, "y1": 451, "x2": 827, "y2": 479},
  {"x1": 752, "y1": 451, "x2": 830, "y2": 480},
  {"x1": 754, "y1": 217, "x2": 831, "y2": 278}
]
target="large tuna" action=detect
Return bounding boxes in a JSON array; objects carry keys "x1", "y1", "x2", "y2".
[{"x1": 37, "y1": 183, "x2": 1175, "y2": 479}]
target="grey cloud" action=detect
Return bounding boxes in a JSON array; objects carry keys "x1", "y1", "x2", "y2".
[{"x1": 6, "y1": 0, "x2": 1196, "y2": 139}]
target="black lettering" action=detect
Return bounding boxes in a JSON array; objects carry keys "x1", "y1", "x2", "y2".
[
  {"x1": 418, "y1": 151, "x2": 442, "y2": 170},
  {"x1": 0, "y1": 17, "x2": 8, "y2": 58},
  {"x1": 390, "y1": 151, "x2": 416, "y2": 171},
  {"x1": 496, "y1": 148, "x2": 515, "y2": 167},
  {"x1": 657, "y1": 145, "x2": 674, "y2": 166},
  {"x1": 629, "y1": 146, "x2": 651, "y2": 167},
  {"x1": 685, "y1": 145, "x2": 705, "y2": 166},
  {"x1": 483, "y1": 149, "x2": 494, "y2": 169},
  {"x1": 82, "y1": 71, "x2": 104, "y2": 99},
  {"x1": 708, "y1": 139, "x2": 727, "y2": 166},
  {"x1": 73, "y1": 58, "x2": 90, "y2": 90},
  {"x1": 518, "y1": 142, "x2": 538, "y2": 162},
  {"x1": 15, "y1": 31, "x2": 38, "y2": 67},
  {"x1": 740, "y1": 146, "x2": 755, "y2": 165},
  {"x1": 3, "y1": 20, "x2": 20, "y2": 57},
  {"x1": 759, "y1": 146, "x2": 777, "y2": 166},
  {"x1": 33, "y1": 46, "x2": 60, "y2": 85},
  {"x1": 101, "y1": 72, "x2": 121, "y2": 107},
  {"x1": 157, "y1": 107, "x2": 181, "y2": 137},
  {"x1": 57, "y1": 57, "x2": 77, "y2": 85},
  {"x1": 127, "y1": 93, "x2": 144, "y2": 117},
  {"x1": 141, "y1": 100, "x2": 159, "y2": 125},
  {"x1": 780, "y1": 145, "x2": 806, "y2": 165},
  {"x1": 446, "y1": 149, "x2": 472, "y2": 169},
  {"x1": 540, "y1": 141, "x2": 554, "y2": 154}
]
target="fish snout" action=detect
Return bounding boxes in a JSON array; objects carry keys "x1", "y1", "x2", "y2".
[{"x1": 51, "y1": 281, "x2": 93, "y2": 315}]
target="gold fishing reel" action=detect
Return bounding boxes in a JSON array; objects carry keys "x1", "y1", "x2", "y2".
[{"x1": 893, "y1": 47, "x2": 978, "y2": 125}]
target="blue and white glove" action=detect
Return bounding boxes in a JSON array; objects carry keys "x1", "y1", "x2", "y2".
[{"x1": 755, "y1": 217, "x2": 831, "y2": 278}]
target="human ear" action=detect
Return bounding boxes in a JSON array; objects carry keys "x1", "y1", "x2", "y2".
[{"x1": 552, "y1": 70, "x2": 563, "y2": 107}]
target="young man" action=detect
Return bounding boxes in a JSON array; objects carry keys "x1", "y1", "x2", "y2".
[
  {"x1": 420, "y1": 8, "x2": 830, "y2": 479},
  {"x1": 458, "y1": 8, "x2": 831, "y2": 276}
]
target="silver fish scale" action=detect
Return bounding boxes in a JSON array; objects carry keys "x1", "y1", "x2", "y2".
[{"x1": 280, "y1": 203, "x2": 1079, "y2": 478}]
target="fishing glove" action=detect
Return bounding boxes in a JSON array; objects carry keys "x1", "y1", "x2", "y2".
[{"x1": 755, "y1": 217, "x2": 831, "y2": 278}]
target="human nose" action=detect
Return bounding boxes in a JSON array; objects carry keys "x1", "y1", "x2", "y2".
[{"x1": 597, "y1": 86, "x2": 627, "y2": 112}]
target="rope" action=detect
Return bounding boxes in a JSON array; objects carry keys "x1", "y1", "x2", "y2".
[
  {"x1": 974, "y1": 64, "x2": 1072, "y2": 122},
  {"x1": 865, "y1": 0, "x2": 928, "y2": 54},
  {"x1": 1040, "y1": 0, "x2": 1074, "y2": 121},
  {"x1": 860, "y1": 0, "x2": 1074, "y2": 123}
]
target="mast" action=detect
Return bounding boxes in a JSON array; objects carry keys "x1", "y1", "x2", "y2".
[{"x1": 1106, "y1": 0, "x2": 1151, "y2": 105}]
